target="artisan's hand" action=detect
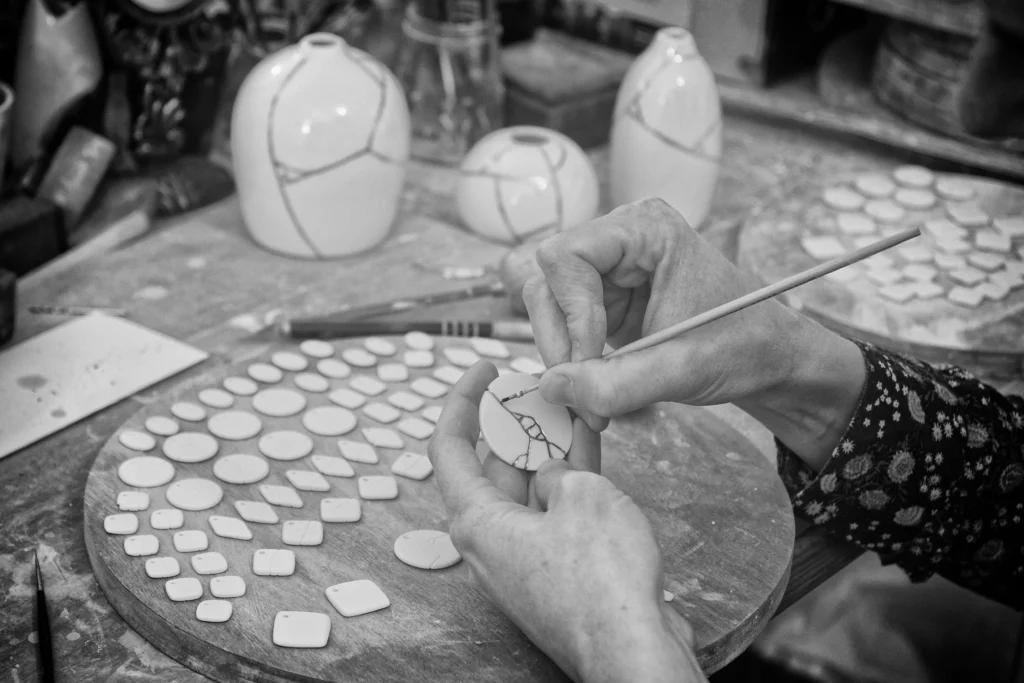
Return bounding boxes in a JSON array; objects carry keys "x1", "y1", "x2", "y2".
[
  {"x1": 429, "y1": 362, "x2": 704, "y2": 683},
  {"x1": 523, "y1": 197, "x2": 866, "y2": 470}
]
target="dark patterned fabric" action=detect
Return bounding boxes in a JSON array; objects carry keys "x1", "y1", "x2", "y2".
[{"x1": 777, "y1": 341, "x2": 1024, "y2": 610}]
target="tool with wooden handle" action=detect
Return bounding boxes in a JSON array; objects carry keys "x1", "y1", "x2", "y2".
[{"x1": 502, "y1": 227, "x2": 921, "y2": 402}]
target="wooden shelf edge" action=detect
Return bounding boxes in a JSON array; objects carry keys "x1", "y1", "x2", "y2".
[
  {"x1": 829, "y1": 0, "x2": 983, "y2": 38},
  {"x1": 718, "y1": 76, "x2": 1024, "y2": 183}
]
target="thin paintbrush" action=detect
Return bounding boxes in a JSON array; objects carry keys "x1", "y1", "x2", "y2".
[
  {"x1": 35, "y1": 549, "x2": 55, "y2": 683},
  {"x1": 502, "y1": 227, "x2": 920, "y2": 402}
]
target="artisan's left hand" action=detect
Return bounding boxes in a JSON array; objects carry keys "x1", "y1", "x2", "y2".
[{"x1": 428, "y1": 362, "x2": 704, "y2": 683}]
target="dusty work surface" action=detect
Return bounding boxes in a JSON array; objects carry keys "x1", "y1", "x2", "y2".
[
  {"x1": 84, "y1": 336, "x2": 791, "y2": 681},
  {"x1": 1, "y1": 115, "x2": 924, "y2": 681}
]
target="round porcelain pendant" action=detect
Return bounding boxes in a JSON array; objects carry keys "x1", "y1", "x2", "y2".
[{"x1": 478, "y1": 373, "x2": 572, "y2": 471}]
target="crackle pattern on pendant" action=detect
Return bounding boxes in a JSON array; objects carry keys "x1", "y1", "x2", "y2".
[{"x1": 478, "y1": 373, "x2": 572, "y2": 471}]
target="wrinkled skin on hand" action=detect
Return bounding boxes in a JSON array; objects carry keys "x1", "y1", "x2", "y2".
[{"x1": 428, "y1": 362, "x2": 703, "y2": 683}]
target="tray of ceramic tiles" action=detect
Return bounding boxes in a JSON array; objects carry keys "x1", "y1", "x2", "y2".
[
  {"x1": 738, "y1": 166, "x2": 1024, "y2": 371},
  {"x1": 83, "y1": 333, "x2": 794, "y2": 682}
]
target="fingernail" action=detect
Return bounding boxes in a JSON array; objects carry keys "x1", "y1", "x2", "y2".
[{"x1": 540, "y1": 373, "x2": 574, "y2": 406}]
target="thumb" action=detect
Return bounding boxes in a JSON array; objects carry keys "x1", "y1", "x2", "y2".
[
  {"x1": 531, "y1": 459, "x2": 574, "y2": 512},
  {"x1": 538, "y1": 348, "x2": 677, "y2": 417}
]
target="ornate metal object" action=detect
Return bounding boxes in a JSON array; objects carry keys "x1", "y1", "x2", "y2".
[{"x1": 97, "y1": 0, "x2": 234, "y2": 163}]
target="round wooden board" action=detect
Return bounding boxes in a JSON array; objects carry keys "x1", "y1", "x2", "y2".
[
  {"x1": 737, "y1": 171, "x2": 1024, "y2": 380},
  {"x1": 84, "y1": 335, "x2": 794, "y2": 682}
]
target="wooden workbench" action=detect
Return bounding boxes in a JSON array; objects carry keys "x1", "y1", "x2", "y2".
[{"x1": 0, "y1": 114, "x2": 892, "y2": 681}]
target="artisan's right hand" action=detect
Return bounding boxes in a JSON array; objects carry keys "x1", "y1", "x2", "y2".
[{"x1": 524, "y1": 198, "x2": 866, "y2": 470}]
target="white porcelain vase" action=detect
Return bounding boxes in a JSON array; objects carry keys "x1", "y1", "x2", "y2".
[
  {"x1": 456, "y1": 126, "x2": 600, "y2": 244},
  {"x1": 231, "y1": 33, "x2": 410, "y2": 258},
  {"x1": 610, "y1": 27, "x2": 722, "y2": 229}
]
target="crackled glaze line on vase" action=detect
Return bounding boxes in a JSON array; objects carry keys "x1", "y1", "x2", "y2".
[
  {"x1": 456, "y1": 126, "x2": 599, "y2": 245},
  {"x1": 610, "y1": 27, "x2": 722, "y2": 230},
  {"x1": 231, "y1": 33, "x2": 410, "y2": 259}
]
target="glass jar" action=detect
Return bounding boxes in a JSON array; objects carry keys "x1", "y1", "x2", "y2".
[{"x1": 394, "y1": 1, "x2": 504, "y2": 165}]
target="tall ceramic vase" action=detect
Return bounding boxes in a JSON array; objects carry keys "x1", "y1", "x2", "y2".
[
  {"x1": 231, "y1": 33, "x2": 410, "y2": 259},
  {"x1": 609, "y1": 27, "x2": 722, "y2": 229}
]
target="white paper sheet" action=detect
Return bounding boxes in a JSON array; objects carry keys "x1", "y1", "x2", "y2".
[{"x1": 0, "y1": 315, "x2": 208, "y2": 459}]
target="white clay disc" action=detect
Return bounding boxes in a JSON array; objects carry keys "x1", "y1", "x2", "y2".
[
  {"x1": 403, "y1": 350, "x2": 435, "y2": 368},
  {"x1": 223, "y1": 376, "x2": 259, "y2": 396},
  {"x1": 144, "y1": 416, "x2": 179, "y2": 437},
  {"x1": 248, "y1": 363, "x2": 283, "y2": 383},
  {"x1": 166, "y1": 478, "x2": 224, "y2": 511},
  {"x1": 443, "y1": 347, "x2": 481, "y2": 368},
  {"x1": 478, "y1": 373, "x2": 572, "y2": 471},
  {"x1": 294, "y1": 372, "x2": 330, "y2": 393},
  {"x1": 165, "y1": 577, "x2": 203, "y2": 602},
  {"x1": 342, "y1": 348, "x2": 377, "y2": 367},
  {"x1": 377, "y1": 363, "x2": 409, "y2": 383},
  {"x1": 893, "y1": 165, "x2": 935, "y2": 188},
  {"x1": 410, "y1": 377, "x2": 448, "y2": 399},
  {"x1": 162, "y1": 432, "x2": 219, "y2": 463},
  {"x1": 350, "y1": 376, "x2": 386, "y2": 396},
  {"x1": 470, "y1": 337, "x2": 511, "y2": 359},
  {"x1": 272, "y1": 611, "x2": 329, "y2": 648},
  {"x1": 863, "y1": 200, "x2": 906, "y2": 224},
  {"x1": 317, "y1": 358, "x2": 351, "y2": 379},
  {"x1": 198, "y1": 388, "x2": 235, "y2": 409},
  {"x1": 821, "y1": 187, "x2": 864, "y2": 211},
  {"x1": 213, "y1": 454, "x2": 270, "y2": 485},
  {"x1": 118, "y1": 456, "x2": 176, "y2": 488},
  {"x1": 393, "y1": 530, "x2": 462, "y2": 570},
  {"x1": 935, "y1": 178, "x2": 975, "y2": 201},
  {"x1": 364, "y1": 337, "x2": 397, "y2": 356},
  {"x1": 300, "y1": 340, "x2": 335, "y2": 358},
  {"x1": 854, "y1": 174, "x2": 896, "y2": 198},
  {"x1": 119, "y1": 430, "x2": 156, "y2": 452},
  {"x1": 207, "y1": 411, "x2": 263, "y2": 441},
  {"x1": 328, "y1": 388, "x2": 366, "y2": 409},
  {"x1": 433, "y1": 366, "x2": 464, "y2": 385},
  {"x1": 170, "y1": 401, "x2": 206, "y2": 422},
  {"x1": 302, "y1": 406, "x2": 357, "y2": 437},
  {"x1": 894, "y1": 188, "x2": 936, "y2": 211},
  {"x1": 509, "y1": 357, "x2": 545, "y2": 375},
  {"x1": 272, "y1": 351, "x2": 308, "y2": 372},
  {"x1": 311, "y1": 455, "x2": 355, "y2": 478},
  {"x1": 196, "y1": 599, "x2": 233, "y2": 623},
  {"x1": 404, "y1": 331, "x2": 434, "y2": 350},
  {"x1": 259, "y1": 431, "x2": 314, "y2": 461},
  {"x1": 252, "y1": 388, "x2": 307, "y2": 417},
  {"x1": 836, "y1": 213, "x2": 876, "y2": 235},
  {"x1": 946, "y1": 202, "x2": 990, "y2": 228}
]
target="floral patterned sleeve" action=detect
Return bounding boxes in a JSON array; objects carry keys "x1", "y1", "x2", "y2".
[{"x1": 776, "y1": 341, "x2": 1024, "y2": 610}]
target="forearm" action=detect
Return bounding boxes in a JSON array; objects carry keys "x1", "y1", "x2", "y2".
[
  {"x1": 577, "y1": 606, "x2": 706, "y2": 683},
  {"x1": 736, "y1": 311, "x2": 867, "y2": 472},
  {"x1": 775, "y1": 341, "x2": 1024, "y2": 609}
]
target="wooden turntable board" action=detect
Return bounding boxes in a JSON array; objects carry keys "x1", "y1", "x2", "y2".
[
  {"x1": 84, "y1": 334, "x2": 794, "y2": 681},
  {"x1": 737, "y1": 166, "x2": 1024, "y2": 379}
]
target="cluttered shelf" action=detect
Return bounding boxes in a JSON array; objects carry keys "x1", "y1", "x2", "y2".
[{"x1": 828, "y1": 0, "x2": 983, "y2": 37}]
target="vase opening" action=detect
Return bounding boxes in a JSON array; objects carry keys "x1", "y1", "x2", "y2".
[
  {"x1": 512, "y1": 133, "x2": 548, "y2": 146},
  {"x1": 302, "y1": 33, "x2": 343, "y2": 49},
  {"x1": 656, "y1": 27, "x2": 697, "y2": 55}
]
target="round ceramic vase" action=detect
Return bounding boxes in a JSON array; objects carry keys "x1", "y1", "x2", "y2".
[
  {"x1": 456, "y1": 126, "x2": 600, "y2": 244},
  {"x1": 231, "y1": 33, "x2": 410, "y2": 259},
  {"x1": 610, "y1": 27, "x2": 722, "y2": 229}
]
